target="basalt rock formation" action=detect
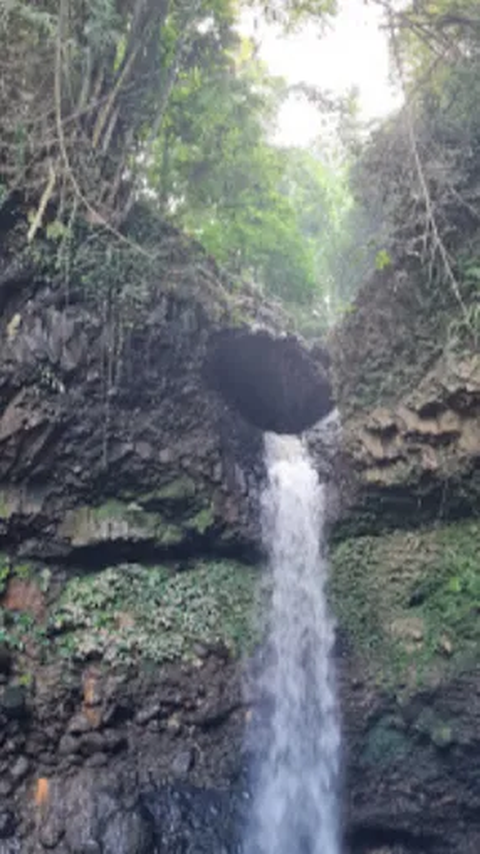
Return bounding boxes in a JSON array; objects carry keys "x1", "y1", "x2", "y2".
[
  {"x1": 329, "y1": 264, "x2": 480, "y2": 854},
  {"x1": 0, "y1": 208, "x2": 334, "y2": 854},
  {"x1": 0, "y1": 214, "x2": 333, "y2": 567},
  {"x1": 330, "y1": 267, "x2": 480, "y2": 535},
  {"x1": 0, "y1": 205, "x2": 479, "y2": 854}
]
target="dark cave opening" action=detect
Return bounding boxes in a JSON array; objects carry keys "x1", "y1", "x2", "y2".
[{"x1": 203, "y1": 328, "x2": 334, "y2": 434}]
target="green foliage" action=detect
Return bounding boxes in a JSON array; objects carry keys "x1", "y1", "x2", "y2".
[
  {"x1": 413, "y1": 524, "x2": 480, "y2": 657},
  {"x1": 49, "y1": 561, "x2": 258, "y2": 665},
  {"x1": 0, "y1": 609, "x2": 37, "y2": 653},
  {"x1": 186, "y1": 505, "x2": 215, "y2": 535},
  {"x1": 413, "y1": 707, "x2": 454, "y2": 749},
  {"x1": 343, "y1": 0, "x2": 480, "y2": 353},
  {"x1": 148, "y1": 478, "x2": 197, "y2": 503},
  {"x1": 1, "y1": 0, "x2": 350, "y2": 317},
  {"x1": 63, "y1": 501, "x2": 185, "y2": 548},
  {"x1": 0, "y1": 557, "x2": 47, "y2": 651},
  {"x1": 0, "y1": 0, "x2": 335, "y2": 234},
  {"x1": 330, "y1": 520, "x2": 480, "y2": 692},
  {"x1": 248, "y1": 0, "x2": 336, "y2": 28},
  {"x1": 146, "y1": 51, "x2": 325, "y2": 305},
  {"x1": 0, "y1": 555, "x2": 9, "y2": 595},
  {"x1": 375, "y1": 249, "x2": 392, "y2": 271}
]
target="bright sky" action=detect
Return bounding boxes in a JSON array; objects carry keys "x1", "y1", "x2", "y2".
[{"x1": 242, "y1": 0, "x2": 403, "y2": 146}]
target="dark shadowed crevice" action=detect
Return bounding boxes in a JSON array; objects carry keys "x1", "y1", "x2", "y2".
[
  {"x1": 203, "y1": 329, "x2": 334, "y2": 434},
  {"x1": 348, "y1": 823, "x2": 439, "y2": 853}
]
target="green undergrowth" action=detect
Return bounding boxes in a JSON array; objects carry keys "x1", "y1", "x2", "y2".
[
  {"x1": 49, "y1": 560, "x2": 258, "y2": 665},
  {"x1": 330, "y1": 519, "x2": 480, "y2": 692},
  {"x1": 0, "y1": 556, "x2": 49, "y2": 649},
  {"x1": 358, "y1": 706, "x2": 456, "y2": 768}
]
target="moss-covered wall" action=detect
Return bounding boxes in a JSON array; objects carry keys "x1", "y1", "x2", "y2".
[{"x1": 330, "y1": 519, "x2": 480, "y2": 694}]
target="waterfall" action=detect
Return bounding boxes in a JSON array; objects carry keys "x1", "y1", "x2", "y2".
[{"x1": 244, "y1": 433, "x2": 341, "y2": 854}]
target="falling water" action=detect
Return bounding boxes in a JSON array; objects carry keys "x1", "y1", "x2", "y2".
[{"x1": 244, "y1": 433, "x2": 341, "y2": 854}]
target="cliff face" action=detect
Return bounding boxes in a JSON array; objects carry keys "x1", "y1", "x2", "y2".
[
  {"x1": 0, "y1": 229, "x2": 261, "y2": 564},
  {"x1": 0, "y1": 214, "x2": 258, "y2": 854},
  {"x1": 330, "y1": 267, "x2": 480, "y2": 535},
  {"x1": 0, "y1": 208, "x2": 479, "y2": 854},
  {"x1": 0, "y1": 209, "x2": 335, "y2": 854},
  {"x1": 329, "y1": 264, "x2": 480, "y2": 854}
]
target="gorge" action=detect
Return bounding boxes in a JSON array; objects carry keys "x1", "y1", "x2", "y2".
[
  {"x1": 1, "y1": 2, "x2": 480, "y2": 849},
  {"x1": 0, "y1": 208, "x2": 478, "y2": 854}
]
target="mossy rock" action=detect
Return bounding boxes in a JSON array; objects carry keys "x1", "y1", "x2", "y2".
[
  {"x1": 185, "y1": 505, "x2": 215, "y2": 536},
  {"x1": 59, "y1": 502, "x2": 184, "y2": 548},
  {"x1": 360, "y1": 716, "x2": 412, "y2": 767},
  {"x1": 137, "y1": 477, "x2": 197, "y2": 508},
  {"x1": 0, "y1": 490, "x2": 14, "y2": 520},
  {"x1": 330, "y1": 519, "x2": 480, "y2": 692}
]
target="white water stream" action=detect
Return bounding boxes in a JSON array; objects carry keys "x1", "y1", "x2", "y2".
[{"x1": 244, "y1": 433, "x2": 341, "y2": 854}]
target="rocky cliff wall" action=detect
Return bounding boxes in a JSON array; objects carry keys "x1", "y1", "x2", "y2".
[
  {"x1": 328, "y1": 263, "x2": 480, "y2": 854},
  {"x1": 0, "y1": 208, "x2": 335, "y2": 854},
  {"x1": 0, "y1": 208, "x2": 479, "y2": 854}
]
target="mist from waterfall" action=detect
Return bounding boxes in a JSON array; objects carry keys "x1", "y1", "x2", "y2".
[{"x1": 244, "y1": 433, "x2": 341, "y2": 854}]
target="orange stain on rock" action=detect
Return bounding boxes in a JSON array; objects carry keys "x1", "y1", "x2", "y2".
[
  {"x1": 83, "y1": 676, "x2": 97, "y2": 706},
  {"x1": 3, "y1": 578, "x2": 45, "y2": 620},
  {"x1": 83, "y1": 705, "x2": 102, "y2": 728},
  {"x1": 34, "y1": 777, "x2": 49, "y2": 806}
]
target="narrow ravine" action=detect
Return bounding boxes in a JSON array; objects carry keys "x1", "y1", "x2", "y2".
[{"x1": 244, "y1": 434, "x2": 341, "y2": 854}]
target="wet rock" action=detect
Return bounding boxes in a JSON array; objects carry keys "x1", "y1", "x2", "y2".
[
  {"x1": 58, "y1": 735, "x2": 79, "y2": 756},
  {"x1": 39, "y1": 814, "x2": 64, "y2": 849},
  {"x1": 67, "y1": 713, "x2": 93, "y2": 734},
  {"x1": 84, "y1": 753, "x2": 108, "y2": 768},
  {"x1": 171, "y1": 749, "x2": 194, "y2": 777},
  {"x1": 0, "y1": 779, "x2": 14, "y2": 798},
  {"x1": 102, "y1": 730, "x2": 127, "y2": 753},
  {"x1": 10, "y1": 756, "x2": 29, "y2": 782},
  {"x1": 0, "y1": 840, "x2": 21, "y2": 854},
  {"x1": 0, "y1": 646, "x2": 12, "y2": 676},
  {"x1": 0, "y1": 810, "x2": 15, "y2": 839},
  {"x1": 57, "y1": 775, "x2": 153, "y2": 854},
  {"x1": 78, "y1": 732, "x2": 107, "y2": 756},
  {"x1": 24, "y1": 734, "x2": 48, "y2": 756},
  {"x1": 78, "y1": 843, "x2": 101, "y2": 854},
  {"x1": 333, "y1": 347, "x2": 480, "y2": 532},
  {"x1": 135, "y1": 703, "x2": 161, "y2": 725},
  {"x1": 102, "y1": 809, "x2": 153, "y2": 854},
  {"x1": 0, "y1": 686, "x2": 27, "y2": 718},
  {"x1": 141, "y1": 783, "x2": 242, "y2": 853},
  {"x1": 4, "y1": 736, "x2": 25, "y2": 755},
  {"x1": 204, "y1": 329, "x2": 333, "y2": 433},
  {"x1": 38, "y1": 751, "x2": 59, "y2": 767}
]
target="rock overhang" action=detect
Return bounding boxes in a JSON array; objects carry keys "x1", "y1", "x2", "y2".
[{"x1": 203, "y1": 328, "x2": 334, "y2": 434}]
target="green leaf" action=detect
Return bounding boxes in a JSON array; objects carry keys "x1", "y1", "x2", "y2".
[
  {"x1": 375, "y1": 249, "x2": 392, "y2": 271},
  {"x1": 448, "y1": 576, "x2": 461, "y2": 593}
]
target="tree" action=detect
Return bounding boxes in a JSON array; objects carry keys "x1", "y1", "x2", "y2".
[
  {"x1": 2, "y1": 0, "x2": 356, "y2": 323},
  {"x1": 0, "y1": 0, "x2": 335, "y2": 232},
  {"x1": 144, "y1": 47, "x2": 321, "y2": 304},
  {"x1": 351, "y1": 0, "x2": 480, "y2": 342}
]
